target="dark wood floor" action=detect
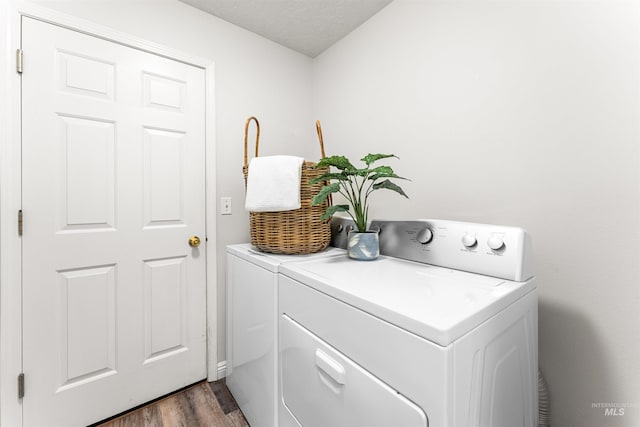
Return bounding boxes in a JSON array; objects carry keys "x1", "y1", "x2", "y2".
[{"x1": 94, "y1": 380, "x2": 250, "y2": 427}]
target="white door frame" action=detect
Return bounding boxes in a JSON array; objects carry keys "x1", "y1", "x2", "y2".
[{"x1": 0, "y1": 2, "x2": 217, "y2": 426}]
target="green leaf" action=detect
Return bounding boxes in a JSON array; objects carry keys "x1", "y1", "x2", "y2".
[
  {"x1": 309, "y1": 172, "x2": 349, "y2": 185},
  {"x1": 361, "y1": 153, "x2": 397, "y2": 167},
  {"x1": 372, "y1": 179, "x2": 409, "y2": 198},
  {"x1": 311, "y1": 182, "x2": 341, "y2": 205},
  {"x1": 320, "y1": 204, "x2": 349, "y2": 221},
  {"x1": 367, "y1": 166, "x2": 409, "y2": 181},
  {"x1": 368, "y1": 172, "x2": 409, "y2": 181},
  {"x1": 315, "y1": 155, "x2": 356, "y2": 171},
  {"x1": 371, "y1": 165, "x2": 394, "y2": 174}
]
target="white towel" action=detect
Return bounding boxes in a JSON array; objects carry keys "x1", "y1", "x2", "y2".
[{"x1": 245, "y1": 155, "x2": 304, "y2": 212}]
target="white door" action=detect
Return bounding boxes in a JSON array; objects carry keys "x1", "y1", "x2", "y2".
[{"x1": 21, "y1": 17, "x2": 207, "y2": 427}]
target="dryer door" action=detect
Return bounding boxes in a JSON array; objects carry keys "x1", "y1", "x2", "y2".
[{"x1": 280, "y1": 314, "x2": 428, "y2": 427}]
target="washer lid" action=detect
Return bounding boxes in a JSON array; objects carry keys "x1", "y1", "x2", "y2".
[
  {"x1": 226, "y1": 243, "x2": 346, "y2": 272},
  {"x1": 280, "y1": 255, "x2": 536, "y2": 346}
]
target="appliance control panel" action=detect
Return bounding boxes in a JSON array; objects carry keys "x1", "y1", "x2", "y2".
[
  {"x1": 369, "y1": 219, "x2": 534, "y2": 281},
  {"x1": 329, "y1": 216, "x2": 356, "y2": 250}
]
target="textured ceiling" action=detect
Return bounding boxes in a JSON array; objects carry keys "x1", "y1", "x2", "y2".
[{"x1": 179, "y1": 0, "x2": 393, "y2": 57}]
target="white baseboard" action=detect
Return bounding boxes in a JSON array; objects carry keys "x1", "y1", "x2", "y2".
[{"x1": 217, "y1": 360, "x2": 227, "y2": 379}]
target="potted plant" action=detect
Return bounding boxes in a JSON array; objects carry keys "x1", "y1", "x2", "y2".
[{"x1": 311, "y1": 154, "x2": 409, "y2": 260}]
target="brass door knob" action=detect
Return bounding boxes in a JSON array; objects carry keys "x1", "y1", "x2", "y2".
[{"x1": 188, "y1": 236, "x2": 201, "y2": 248}]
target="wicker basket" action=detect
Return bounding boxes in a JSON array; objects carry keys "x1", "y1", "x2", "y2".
[{"x1": 243, "y1": 117, "x2": 331, "y2": 254}]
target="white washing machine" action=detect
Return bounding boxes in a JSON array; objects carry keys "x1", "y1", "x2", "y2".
[
  {"x1": 278, "y1": 219, "x2": 538, "y2": 427},
  {"x1": 226, "y1": 218, "x2": 353, "y2": 427}
]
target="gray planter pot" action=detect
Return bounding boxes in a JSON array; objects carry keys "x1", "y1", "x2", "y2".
[{"x1": 347, "y1": 231, "x2": 380, "y2": 261}]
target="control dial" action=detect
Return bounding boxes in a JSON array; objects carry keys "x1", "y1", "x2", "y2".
[
  {"x1": 416, "y1": 228, "x2": 433, "y2": 244},
  {"x1": 487, "y1": 235, "x2": 505, "y2": 250},
  {"x1": 461, "y1": 233, "x2": 477, "y2": 248}
]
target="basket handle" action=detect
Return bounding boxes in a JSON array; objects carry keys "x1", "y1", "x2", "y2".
[
  {"x1": 243, "y1": 116, "x2": 260, "y2": 168},
  {"x1": 245, "y1": 117, "x2": 327, "y2": 165},
  {"x1": 315, "y1": 120, "x2": 333, "y2": 207},
  {"x1": 316, "y1": 120, "x2": 327, "y2": 159}
]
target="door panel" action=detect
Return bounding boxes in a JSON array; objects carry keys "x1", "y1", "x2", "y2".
[
  {"x1": 143, "y1": 256, "x2": 188, "y2": 362},
  {"x1": 59, "y1": 115, "x2": 116, "y2": 230},
  {"x1": 22, "y1": 17, "x2": 207, "y2": 427},
  {"x1": 58, "y1": 265, "x2": 117, "y2": 391},
  {"x1": 143, "y1": 128, "x2": 186, "y2": 226}
]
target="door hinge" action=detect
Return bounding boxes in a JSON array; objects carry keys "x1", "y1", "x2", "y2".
[
  {"x1": 18, "y1": 210, "x2": 23, "y2": 236},
  {"x1": 18, "y1": 373, "x2": 24, "y2": 399},
  {"x1": 16, "y1": 49, "x2": 23, "y2": 74}
]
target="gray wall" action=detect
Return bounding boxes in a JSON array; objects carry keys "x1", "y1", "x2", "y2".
[{"x1": 312, "y1": 1, "x2": 640, "y2": 426}]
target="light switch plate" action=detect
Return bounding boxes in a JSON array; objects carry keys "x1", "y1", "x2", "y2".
[{"x1": 221, "y1": 197, "x2": 232, "y2": 215}]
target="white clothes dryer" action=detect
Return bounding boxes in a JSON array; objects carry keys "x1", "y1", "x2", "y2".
[
  {"x1": 225, "y1": 218, "x2": 353, "y2": 427},
  {"x1": 278, "y1": 219, "x2": 538, "y2": 427}
]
